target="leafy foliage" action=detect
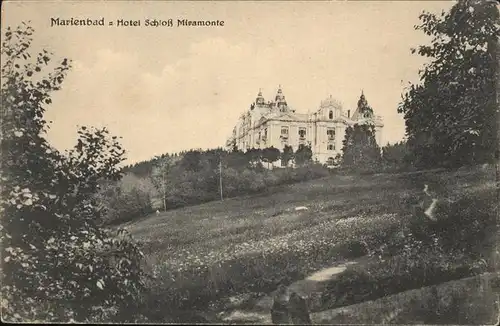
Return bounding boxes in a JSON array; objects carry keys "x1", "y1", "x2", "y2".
[
  {"x1": 224, "y1": 149, "x2": 248, "y2": 170},
  {"x1": 119, "y1": 146, "x2": 331, "y2": 211},
  {"x1": 97, "y1": 174, "x2": 154, "y2": 225},
  {"x1": 381, "y1": 141, "x2": 413, "y2": 171},
  {"x1": 0, "y1": 24, "x2": 148, "y2": 322},
  {"x1": 261, "y1": 146, "x2": 280, "y2": 168},
  {"x1": 245, "y1": 147, "x2": 262, "y2": 166},
  {"x1": 294, "y1": 144, "x2": 313, "y2": 166},
  {"x1": 281, "y1": 145, "x2": 294, "y2": 167},
  {"x1": 398, "y1": 0, "x2": 499, "y2": 168},
  {"x1": 341, "y1": 124, "x2": 382, "y2": 171},
  {"x1": 179, "y1": 150, "x2": 203, "y2": 172}
]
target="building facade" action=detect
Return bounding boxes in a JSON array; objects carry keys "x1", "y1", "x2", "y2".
[{"x1": 225, "y1": 86, "x2": 384, "y2": 166}]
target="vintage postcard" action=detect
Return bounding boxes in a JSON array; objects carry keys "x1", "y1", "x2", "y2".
[{"x1": 1, "y1": 0, "x2": 499, "y2": 324}]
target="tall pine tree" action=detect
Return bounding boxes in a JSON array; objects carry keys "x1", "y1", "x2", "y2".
[{"x1": 341, "y1": 124, "x2": 381, "y2": 171}]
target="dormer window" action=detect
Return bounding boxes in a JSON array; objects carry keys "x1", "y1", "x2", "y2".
[{"x1": 329, "y1": 111, "x2": 333, "y2": 119}]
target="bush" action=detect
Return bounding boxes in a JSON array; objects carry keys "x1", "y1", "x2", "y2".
[
  {"x1": 335, "y1": 241, "x2": 369, "y2": 259},
  {"x1": 1, "y1": 24, "x2": 149, "y2": 322},
  {"x1": 101, "y1": 186, "x2": 153, "y2": 225}
]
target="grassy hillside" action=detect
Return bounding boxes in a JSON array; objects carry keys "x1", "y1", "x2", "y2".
[{"x1": 126, "y1": 165, "x2": 497, "y2": 322}]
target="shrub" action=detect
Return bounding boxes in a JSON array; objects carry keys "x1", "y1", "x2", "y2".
[
  {"x1": 335, "y1": 240, "x2": 369, "y2": 259},
  {"x1": 1, "y1": 24, "x2": 149, "y2": 322},
  {"x1": 101, "y1": 186, "x2": 153, "y2": 225}
]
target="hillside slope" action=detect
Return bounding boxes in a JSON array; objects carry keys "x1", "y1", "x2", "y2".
[
  {"x1": 128, "y1": 166, "x2": 492, "y2": 264},
  {"x1": 126, "y1": 165, "x2": 496, "y2": 323}
]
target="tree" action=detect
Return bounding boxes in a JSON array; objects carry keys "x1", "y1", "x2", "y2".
[
  {"x1": 341, "y1": 124, "x2": 382, "y2": 170},
  {"x1": 95, "y1": 173, "x2": 154, "y2": 225},
  {"x1": 245, "y1": 148, "x2": 262, "y2": 167},
  {"x1": 151, "y1": 156, "x2": 174, "y2": 212},
  {"x1": 199, "y1": 148, "x2": 226, "y2": 197},
  {"x1": 294, "y1": 144, "x2": 313, "y2": 166},
  {"x1": 122, "y1": 159, "x2": 157, "y2": 178},
  {"x1": 281, "y1": 145, "x2": 294, "y2": 167},
  {"x1": 225, "y1": 149, "x2": 248, "y2": 170},
  {"x1": 0, "y1": 24, "x2": 148, "y2": 322},
  {"x1": 382, "y1": 141, "x2": 411, "y2": 169},
  {"x1": 398, "y1": 0, "x2": 499, "y2": 168},
  {"x1": 261, "y1": 146, "x2": 280, "y2": 168},
  {"x1": 203, "y1": 148, "x2": 227, "y2": 171},
  {"x1": 179, "y1": 150, "x2": 202, "y2": 172}
]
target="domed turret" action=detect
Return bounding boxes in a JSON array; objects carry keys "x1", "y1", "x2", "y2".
[
  {"x1": 353, "y1": 90, "x2": 374, "y2": 120},
  {"x1": 275, "y1": 85, "x2": 288, "y2": 111},
  {"x1": 255, "y1": 88, "x2": 265, "y2": 106},
  {"x1": 357, "y1": 90, "x2": 368, "y2": 110}
]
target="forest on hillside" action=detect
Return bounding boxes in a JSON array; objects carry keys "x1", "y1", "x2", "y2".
[{"x1": 103, "y1": 136, "x2": 411, "y2": 225}]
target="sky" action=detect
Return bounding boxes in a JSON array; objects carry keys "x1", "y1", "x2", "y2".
[{"x1": 2, "y1": 0, "x2": 455, "y2": 164}]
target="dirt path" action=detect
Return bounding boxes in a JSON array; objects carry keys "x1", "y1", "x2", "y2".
[{"x1": 220, "y1": 259, "x2": 364, "y2": 324}]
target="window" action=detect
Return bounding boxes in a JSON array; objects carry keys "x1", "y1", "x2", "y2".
[
  {"x1": 327, "y1": 128, "x2": 335, "y2": 139},
  {"x1": 329, "y1": 111, "x2": 333, "y2": 119},
  {"x1": 327, "y1": 157, "x2": 335, "y2": 166},
  {"x1": 298, "y1": 128, "x2": 306, "y2": 138},
  {"x1": 281, "y1": 127, "x2": 289, "y2": 135},
  {"x1": 327, "y1": 144, "x2": 335, "y2": 151}
]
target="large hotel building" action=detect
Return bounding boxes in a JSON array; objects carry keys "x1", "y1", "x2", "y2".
[{"x1": 225, "y1": 86, "x2": 384, "y2": 166}]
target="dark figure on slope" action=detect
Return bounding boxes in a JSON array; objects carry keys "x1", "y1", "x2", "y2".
[
  {"x1": 289, "y1": 291, "x2": 312, "y2": 324},
  {"x1": 271, "y1": 285, "x2": 291, "y2": 324}
]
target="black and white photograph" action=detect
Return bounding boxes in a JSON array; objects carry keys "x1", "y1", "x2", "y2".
[{"x1": 1, "y1": 0, "x2": 500, "y2": 324}]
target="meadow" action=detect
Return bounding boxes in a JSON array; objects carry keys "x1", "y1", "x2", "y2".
[{"x1": 126, "y1": 164, "x2": 498, "y2": 323}]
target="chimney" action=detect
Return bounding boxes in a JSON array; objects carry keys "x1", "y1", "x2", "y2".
[{"x1": 347, "y1": 110, "x2": 351, "y2": 118}]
